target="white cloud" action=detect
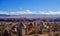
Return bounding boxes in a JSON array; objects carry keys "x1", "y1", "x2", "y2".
[
  {"x1": 39, "y1": 11, "x2": 60, "y2": 15},
  {"x1": 0, "y1": 10, "x2": 60, "y2": 15},
  {"x1": 0, "y1": 11, "x2": 9, "y2": 15}
]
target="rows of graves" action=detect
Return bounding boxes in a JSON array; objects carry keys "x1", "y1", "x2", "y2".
[{"x1": 0, "y1": 22, "x2": 60, "y2": 36}]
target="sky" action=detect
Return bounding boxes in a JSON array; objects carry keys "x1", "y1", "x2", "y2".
[{"x1": 0, "y1": 0, "x2": 60, "y2": 15}]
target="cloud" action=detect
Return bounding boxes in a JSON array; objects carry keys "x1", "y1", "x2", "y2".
[
  {"x1": 9, "y1": 10, "x2": 34, "y2": 15},
  {"x1": 39, "y1": 11, "x2": 60, "y2": 15},
  {"x1": 0, "y1": 11, "x2": 9, "y2": 15},
  {"x1": 0, "y1": 10, "x2": 60, "y2": 15}
]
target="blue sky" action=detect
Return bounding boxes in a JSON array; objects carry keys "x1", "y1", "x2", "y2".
[{"x1": 0, "y1": 0, "x2": 60, "y2": 15}]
